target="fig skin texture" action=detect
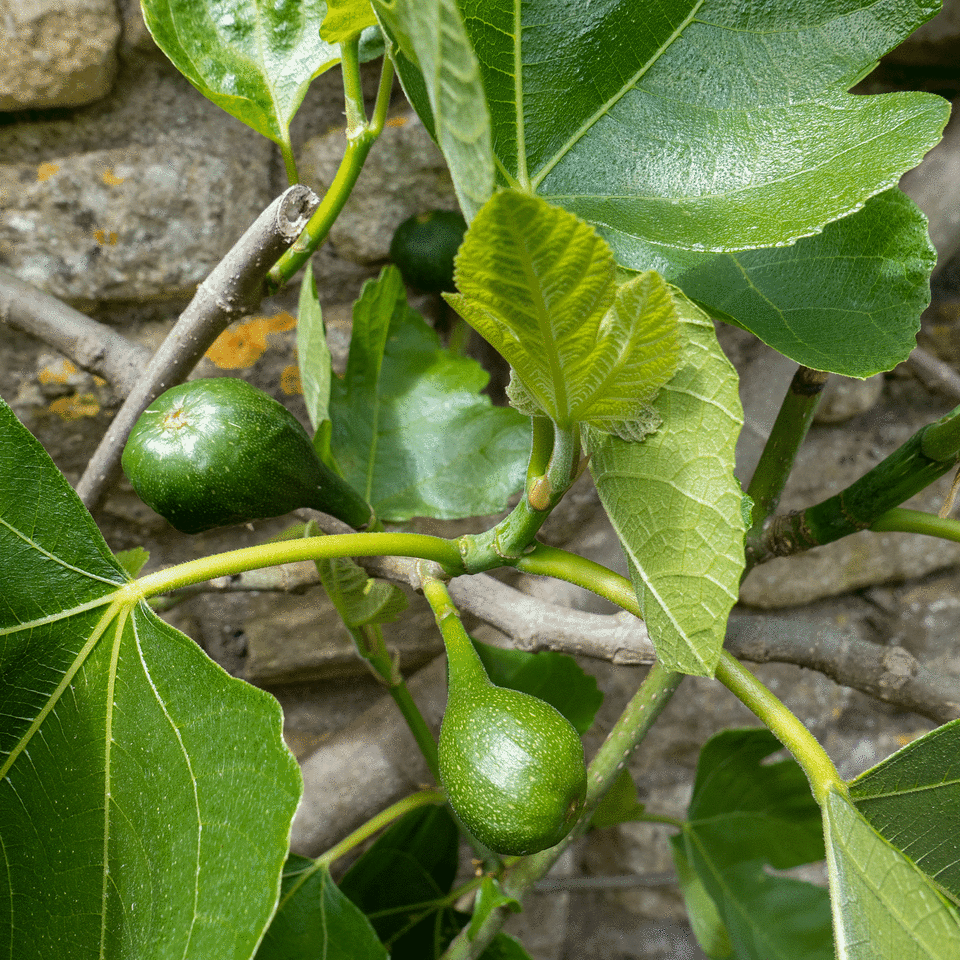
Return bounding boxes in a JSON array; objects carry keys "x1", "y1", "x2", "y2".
[
  {"x1": 439, "y1": 677, "x2": 587, "y2": 857},
  {"x1": 121, "y1": 378, "x2": 371, "y2": 534}
]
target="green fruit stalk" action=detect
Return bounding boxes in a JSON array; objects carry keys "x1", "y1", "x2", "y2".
[
  {"x1": 438, "y1": 618, "x2": 587, "y2": 856},
  {"x1": 121, "y1": 377, "x2": 373, "y2": 534}
]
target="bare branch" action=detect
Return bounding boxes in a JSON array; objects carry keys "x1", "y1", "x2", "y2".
[
  {"x1": 76, "y1": 184, "x2": 321, "y2": 511},
  {"x1": 294, "y1": 511, "x2": 958, "y2": 722},
  {"x1": 0, "y1": 268, "x2": 151, "y2": 398},
  {"x1": 907, "y1": 345, "x2": 960, "y2": 404},
  {"x1": 726, "y1": 613, "x2": 960, "y2": 725}
]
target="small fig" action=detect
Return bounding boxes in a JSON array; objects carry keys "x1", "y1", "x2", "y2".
[
  {"x1": 390, "y1": 209, "x2": 467, "y2": 293},
  {"x1": 438, "y1": 621, "x2": 587, "y2": 856},
  {"x1": 121, "y1": 377, "x2": 372, "y2": 534}
]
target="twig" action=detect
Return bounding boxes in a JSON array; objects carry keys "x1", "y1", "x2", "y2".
[
  {"x1": 907, "y1": 345, "x2": 960, "y2": 404},
  {"x1": 0, "y1": 268, "x2": 151, "y2": 397},
  {"x1": 298, "y1": 512, "x2": 958, "y2": 722},
  {"x1": 75, "y1": 184, "x2": 321, "y2": 511}
]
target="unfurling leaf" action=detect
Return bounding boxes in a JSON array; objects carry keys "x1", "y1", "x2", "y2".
[{"x1": 448, "y1": 190, "x2": 681, "y2": 440}]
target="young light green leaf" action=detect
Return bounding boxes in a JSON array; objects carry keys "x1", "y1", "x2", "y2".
[
  {"x1": 0, "y1": 399, "x2": 301, "y2": 958},
  {"x1": 673, "y1": 190, "x2": 937, "y2": 378},
  {"x1": 448, "y1": 190, "x2": 681, "y2": 439},
  {"x1": 322, "y1": 0, "x2": 378, "y2": 42},
  {"x1": 297, "y1": 261, "x2": 333, "y2": 434},
  {"x1": 586, "y1": 292, "x2": 745, "y2": 676},
  {"x1": 329, "y1": 266, "x2": 529, "y2": 522},
  {"x1": 141, "y1": 0, "x2": 371, "y2": 149},
  {"x1": 849, "y1": 718, "x2": 960, "y2": 900},
  {"x1": 461, "y1": 0, "x2": 949, "y2": 254},
  {"x1": 316, "y1": 556, "x2": 408, "y2": 628},
  {"x1": 824, "y1": 788, "x2": 960, "y2": 960},
  {"x1": 256, "y1": 857, "x2": 388, "y2": 960},
  {"x1": 371, "y1": 0, "x2": 493, "y2": 218}
]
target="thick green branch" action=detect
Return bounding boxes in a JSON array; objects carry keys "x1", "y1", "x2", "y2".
[
  {"x1": 757, "y1": 403, "x2": 960, "y2": 561},
  {"x1": 745, "y1": 366, "x2": 828, "y2": 567}
]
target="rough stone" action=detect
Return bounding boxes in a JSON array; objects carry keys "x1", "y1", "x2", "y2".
[
  {"x1": 814, "y1": 374, "x2": 885, "y2": 424},
  {"x1": 0, "y1": 137, "x2": 273, "y2": 306},
  {"x1": 299, "y1": 110, "x2": 459, "y2": 266},
  {"x1": 0, "y1": 0, "x2": 120, "y2": 110},
  {"x1": 243, "y1": 584, "x2": 442, "y2": 685}
]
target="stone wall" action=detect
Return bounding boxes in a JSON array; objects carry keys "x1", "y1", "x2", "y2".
[{"x1": 1, "y1": 4, "x2": 960, "y2": 958}]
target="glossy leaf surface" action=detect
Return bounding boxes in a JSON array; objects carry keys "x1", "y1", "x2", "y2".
[
  {"x1": 0, "y1": 400, "x2": 301, "y2": 959},
  {"x1": 460, "y1": 0, "x2": 948, "y2": 254},
  {"x1": 849, "y1": 719, "x2": 960, "y2": 900},
  {"x1": 586, "y1": 290, "x2": 745, "y2": 675},
  {"x1": 673, "y1": 189, "x2": 937, "y2": 377},
  {"x1": 824, "y1": 788, "x2": 960, "y2": 959},
  {"x1": 329, "y1": 266, "x2": 529, "y2": 521},
  {"x1": 140, "y1": 0, "x2": 341, "y2": 148}
]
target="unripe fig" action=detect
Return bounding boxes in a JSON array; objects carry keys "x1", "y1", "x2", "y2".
[
  {"x1": 438, "y1": 623, "x2": 587, "y2": 856},
  {"x1": 390, "y1": 209, "x2": 467, "y2": 293},
  {"x1": 121, "y1": 377, "x2": 372, "y2": 534}
]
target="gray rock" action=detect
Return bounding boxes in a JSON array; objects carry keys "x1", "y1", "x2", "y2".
[
  {"x1": 0, "y1": 58, "x2": 276, "y2": 307},
  {"x1": 814, "y1": 374, "x2": 885, "y2": 424},
  {"x1": 0, "y1": 0, "x2": 120, "y2": 110}
]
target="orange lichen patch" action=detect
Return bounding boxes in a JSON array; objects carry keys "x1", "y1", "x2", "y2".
[
  {"x1": 386, "y1": 116, "x2": 408, "y2": 127},
  {"x1": 37, "y1": 162, "x2": 60, "y2": 182},
  {"x1": 93, "y1": 229, "x2": 119, "y2": 246},
  {"x1": 280, "y1": 364, "x2": 303, "y2": 396},
  {"x1": 102, "y1": 168, "x2": 126, "y2": 186},
  {"x1": 205, "y1": 311, "x2": 297, "y2": 369},
  {"x1": 49, "y1": 393, "x2": 100, "y2": 420},
  {"x1": 38, "y1": 358, "x2": 78, "y2": 385}
]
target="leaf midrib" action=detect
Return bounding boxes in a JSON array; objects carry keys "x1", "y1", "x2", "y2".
[{"x1": 527, "y1": 0, "x2": 708, "y2": 190}]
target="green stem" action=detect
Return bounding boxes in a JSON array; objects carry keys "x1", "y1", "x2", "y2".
[
  {"x1": 134, "y1": 532, "x2": 464, "y2": 598},
  {"x1": 419, "y1": 569, "x2": 486, "y2": 689},
  {"x1": 460, "y1": 422, "x2": 581, "y2": 573},
  {"x1": 759, "y1": 403, "x2": 960, "y2": 559},
  {"x1": 744, "y1": 366, "x2": 829, "y2": 567},
  {"x1": 352, "y1": 624, "x2": 441, "y2": 781},
  {"x1": 870, "y1": 507, "x2": 960, "y2": 543},
  {"x1": 443, "y1": 663, "x2": 684, "y2": 960},
  {"x1": 311, "y1": 789, "x2": 445, "y2": 874},
  {"x1": 714, "y1": 651, "x2": 843, "y2": 805},
  {"x1": 339, "y1": 35, "x2": 367, "y2": 132},
  {"x1": 514, "y1": 543, "x2": 640, "y2": 615},
  {"x1": 266, "y1": 52, "x2": 394, "y2": 293},
  {"x1": 279, "y1": 139, "x2": 300, "y2": 186}
]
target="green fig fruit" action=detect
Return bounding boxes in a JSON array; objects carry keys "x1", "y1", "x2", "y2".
[
  {"x1": 438, "y1": 620, "x2": 587, "y2": 856},
  {"x1": 121, "y1": 377, "x2": 372, "y2": 534},
  {"x1": 390, "y1": 209, "x2": 467, "y2": 293}
]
